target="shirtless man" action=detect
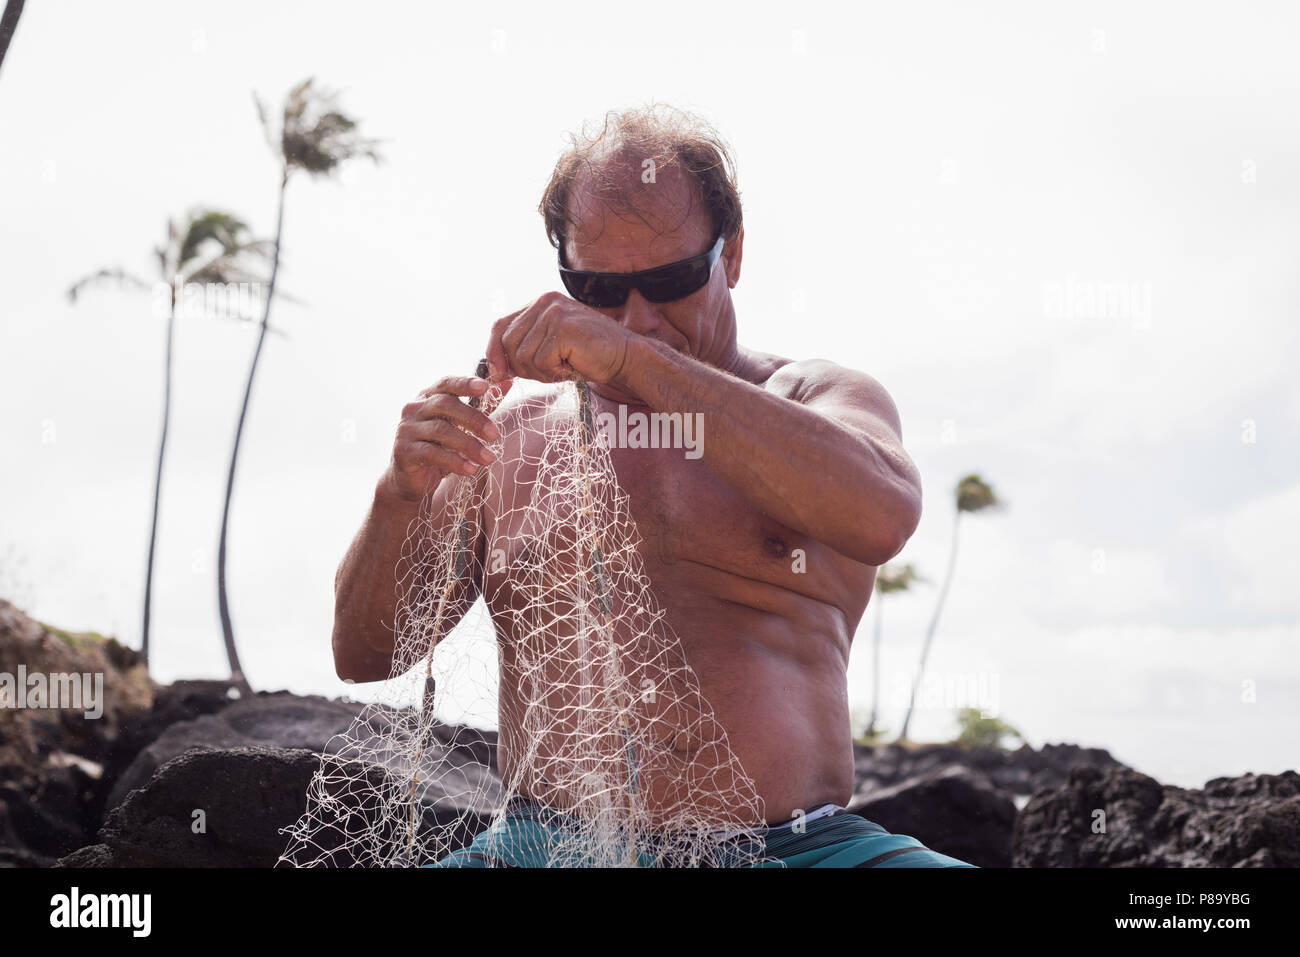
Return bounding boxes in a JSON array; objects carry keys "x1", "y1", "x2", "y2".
[{"x1": 331, "y1": 107, "x2": 974, "y2": 868}]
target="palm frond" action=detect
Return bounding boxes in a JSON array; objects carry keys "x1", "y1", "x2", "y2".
[
  {"x1": 66, "y1": 267, "x2": 150, "y2": 303},
  {"x1": 177, "y1": 210, "x2": 259, "y2": 271},
  {"x1": 252, "y1": 91, "x2": 277, "y2": 153},
  {"x1": 184, "y1": 264, "x2": 263, "y2": 287},
  {"x1": 877, "y1": 563, "x2": 923, "y2": 594},
  {"x1": 955, "y1": 473, "x2": 1002, "y2": 513},
  {"x1": 185, "y1": 237, "x2": 273, "y2": 280},
  {"x1": 269, "y1": 77, "x2": 384, "y2": 178}
]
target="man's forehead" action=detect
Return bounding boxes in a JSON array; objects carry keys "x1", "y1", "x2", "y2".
[{"x1": 563, "y1": 166, "x2": 711, "y2": 271}]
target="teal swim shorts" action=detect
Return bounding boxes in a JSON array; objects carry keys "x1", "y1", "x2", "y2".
[{"x1": 426, "y1": 798, "x2": 977, "y2": 868}]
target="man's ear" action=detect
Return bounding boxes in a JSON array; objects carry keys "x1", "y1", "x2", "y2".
[{"x1": 723, "y1": 226, "x2": 744, "y2": 288}]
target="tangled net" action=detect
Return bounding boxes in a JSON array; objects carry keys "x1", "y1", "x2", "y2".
[{"x1": 278, "y1": 367, "x2": 770, "y2": 867}]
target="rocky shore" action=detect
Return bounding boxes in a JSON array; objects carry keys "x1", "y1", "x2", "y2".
[{"x1": 2, "y1": 600, "x2": 1295, "y2": 868}]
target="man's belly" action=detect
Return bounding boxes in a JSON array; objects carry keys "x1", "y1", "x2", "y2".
[{"x1": 492, "y1": 588, "x2": 856, "y2": 827}]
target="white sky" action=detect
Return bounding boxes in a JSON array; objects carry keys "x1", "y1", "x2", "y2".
[{"x1": 2, "y1": 1, "x2": 1297, "y2": 789}]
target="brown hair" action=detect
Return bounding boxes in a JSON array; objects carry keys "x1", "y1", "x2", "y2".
[{"x1": 539, "y1": 104, "x2": 742, "y2": 254}]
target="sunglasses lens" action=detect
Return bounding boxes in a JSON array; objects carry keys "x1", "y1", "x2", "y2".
[
  {"x1": 562, "y1": 272, "x2": 628, "y2": 308},
  {"x1": 637, "y1": 259, "x2": 712, "y2": 303},
  {"x1": 560, "y1": 236, "x2": 721, "y2": 307}
]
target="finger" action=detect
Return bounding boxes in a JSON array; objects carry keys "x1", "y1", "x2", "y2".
[
  {"x1": 525, "y1": 325, "x2": 567, "y2": 382},
  {"x1": 417, "y1": 375, "x2": 490, "y2": 400},
  {"x1": 404, "y1": 393, "x2": 500, "y2": 442},
  {"x1": 535, "y1": 315, "x2": 578, "y2": 380},
  {"x1": 498, "y1": 311, "x2": 535, "y2": 380},
  {"x1": 486, "y1": 309, "x2": 526, "y2": 381},
  {"x1": 508, "y1": 318, "x2": 552, "y2": 382},
  {"x1": 402, "y1": 442, "x2": 481, "y2": 478},
  {"x1": 400, "y1": 417, "x2": 497, "y2": 464}
]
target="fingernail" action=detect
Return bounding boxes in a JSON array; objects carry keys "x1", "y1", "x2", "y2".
[
  {"x1": 479, "y1": 447, "x2": 496, "y2": 464},
  {"x1": 485, "y1": 423, "x2": 500, "y2": 441}
]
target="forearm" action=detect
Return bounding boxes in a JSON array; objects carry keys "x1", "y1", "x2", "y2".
[
  {"x1": 331, "y1": 478, "x2": 423, "y2": 682},
  {"x1": 622, "y1": 340, "x2": 921, "y2": 564}
]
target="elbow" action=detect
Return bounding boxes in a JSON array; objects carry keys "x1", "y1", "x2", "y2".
[
  {"x1": 851, "y1": 532, "x2": 908, "y2": 568},
  {"x1": 331, "y1": 566, "x2": 350, "y2": 679},
  {"x1": 332, "y1": 629, "x2": 361, "y2": 683},
  {"x1": 333, "y1": 648, "x2": 385, "y2": 686},
  {"x1": 333, "y1": 653, "x2": 357, "y2": 684},
  {"x1": 868, "y1": 532, "x2": 910, "y2": 567},
  {"x1": 331, "y1": 563, "x2": 385, "y2": 683},
  {"x1": 895, "y1": 481, "x2": 923, "y2": 550},
  {"x1": 850, "y1": 482, "x2": 922, "y2": 566},
  {"x1": 332, "y1": 621, "x2": 390, "y2": 684}
]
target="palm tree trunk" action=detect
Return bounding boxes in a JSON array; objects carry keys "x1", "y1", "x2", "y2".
[
  {"x1": 216, "y1": 167, "x2": 287, "y2": 691},
  {"x1": 899, "y1": 506, "x2": 962, "y2": 741},
  {"x1": 140, "y1": 298, "x2": 176, "y2": 669},
  {"x1": 0, "y1": 0, "x2": 26, "y2": 76}
]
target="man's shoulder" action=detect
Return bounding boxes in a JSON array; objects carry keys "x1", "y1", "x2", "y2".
[
  {"x1": 762, "y1": 356, "x2": 903, "y2": 435},
  {"x1": 761, "y1": 356, "x2": 883, "y2": 400},
  {"x1": 736, "y1": 347, "x2": 797, "y2": 382},
  {"x1": 736, "y1": 348, "x2": 884, "y2": 398}
]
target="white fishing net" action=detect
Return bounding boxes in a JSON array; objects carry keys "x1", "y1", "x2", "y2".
[{"x1": 278, "y1": 371, "x2": 771, "y2": 867}]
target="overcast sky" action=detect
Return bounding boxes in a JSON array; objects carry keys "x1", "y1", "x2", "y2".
[{"x1": 2, "y1": 1, "x2": 1296, "y2": 789}]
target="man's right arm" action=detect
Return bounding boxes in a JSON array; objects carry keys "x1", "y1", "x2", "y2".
[
  {"x1": 331, "y1": 374, "x2": 506, "y2": 682},
  {"x1": 331, "y1": 479, "x2": 436, "y2": 682}
]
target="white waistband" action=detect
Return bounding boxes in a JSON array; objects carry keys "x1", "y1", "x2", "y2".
[{"x1": 711, "y1": 802, "x2": 845, "y2": 842}]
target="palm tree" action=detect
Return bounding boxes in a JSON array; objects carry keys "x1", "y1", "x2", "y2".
[
  {"x1": 865, "y1": 563, "x2": 921, "y2": 740},
  {"x1": 0, "y1": 0, "x2": 26, "y2": 77},
  {"x1": 216, "y1": 78, "x2": 381, "y2": 689},
  {"x1": 68, "y1": 211, "x2": 272, "y2": 670},
  {"x1": 898, "y1": 473, "x2": 1002, "y2": 742}
]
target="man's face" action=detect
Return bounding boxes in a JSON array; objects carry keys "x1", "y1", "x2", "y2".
[{"x1": 562, "y1": 167, "x2": 738, "y2": 379}]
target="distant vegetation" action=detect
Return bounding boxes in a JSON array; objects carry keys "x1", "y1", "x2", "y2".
[
  {"x1": 69, "y1": 213, "x2": 272, "y2": 673},
  {"x1": 863, "y1": 562, "x2": 922, "y2": 741},
  {"x1": 63, "y1": 77, "x2": 379, "y2": 692},
  {"x1": 898, "y1": 473, "x2": 1003, "y2": 742},
  {"x1": 953, "y1": 708, "x2": 1022, "y2": 751},
  {"x1": 39, "y1": 622, "x2": 110, "y2": 651},
  {"x1": 216, "y1": 78, "x2": 382, "y2": 690}
]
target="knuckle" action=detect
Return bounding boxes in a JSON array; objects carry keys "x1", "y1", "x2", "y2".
[
  {"x1": 413, "y1": 444, "x2": 441, "y2": 467},
  {"x1": 428, "y1": 418, "x2": 457, "y2": 442}
]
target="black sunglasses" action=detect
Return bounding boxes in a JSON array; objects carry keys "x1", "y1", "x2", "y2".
[{"x1": 558, "y1": 235, "x2": 726, "y2": 308}]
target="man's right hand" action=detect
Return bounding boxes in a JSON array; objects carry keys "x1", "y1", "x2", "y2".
[{"x1": 379, "y1": 374, "x2": 510, "y2": 505}]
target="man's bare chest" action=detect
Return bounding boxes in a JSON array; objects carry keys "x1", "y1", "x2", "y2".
[
  {"x1": 606, "y1": 443, "x2": 800, "y2": 577},
  {"x1": 481, "y1": 434, "x2": 841, "y2": 601}
]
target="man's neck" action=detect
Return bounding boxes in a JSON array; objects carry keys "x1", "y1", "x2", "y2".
[{"x1": 701, "y1": 301, "x2": 753, "y2": 381}]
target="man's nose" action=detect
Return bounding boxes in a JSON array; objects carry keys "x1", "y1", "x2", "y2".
[{"x1": 616, "y1": 288, "x2": 662, "y2": 336}]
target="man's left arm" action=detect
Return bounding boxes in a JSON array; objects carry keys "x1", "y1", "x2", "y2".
[{"x1": 626, "y1": 339, "x2": 922, "y2": 566}]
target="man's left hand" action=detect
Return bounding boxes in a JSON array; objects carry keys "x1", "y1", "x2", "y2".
[{"x1": 485, "y1": 291, "x2": 639, "y2": 388}]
